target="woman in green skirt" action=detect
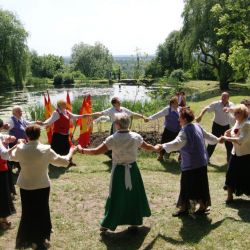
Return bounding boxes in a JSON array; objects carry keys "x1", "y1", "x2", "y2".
[{"x1": 78, "y1": 113, "x2": 161, "y2": 232}]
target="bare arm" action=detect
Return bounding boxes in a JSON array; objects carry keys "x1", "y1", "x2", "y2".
[
  {"x1": 78, "y1": 143, "x2": 108, "y2": 155},
  {"x1": 140, "y1": 141, "x2": 162, "y2": 152},
  {"x1": 196, "y1": 107, "x2": 208, "y2": 123}
]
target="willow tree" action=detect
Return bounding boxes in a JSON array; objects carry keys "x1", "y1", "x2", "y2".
[
  {"x1": 0, "y1": 9, "x2": 28, "y2": 84},
  {"x1": 182, "y1": 0, "x2": 234, "y2": 90}
]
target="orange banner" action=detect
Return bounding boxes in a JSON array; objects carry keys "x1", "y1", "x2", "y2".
[
  {"x1": 44, "y1": 92, "x2": 53, "y2": 144},
  {"x1": 66, "y1": 91, "x2": 74, "y2": 143},
  {"x1": 78, "y1": 95, "x2": 92, "y2": 147}
]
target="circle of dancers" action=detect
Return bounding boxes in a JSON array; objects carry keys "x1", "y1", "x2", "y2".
[{"x1": 0, "y1": 93, "x2": 250, "y2": 249}]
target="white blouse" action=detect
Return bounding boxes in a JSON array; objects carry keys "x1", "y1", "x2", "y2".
[
  {"x1": 104, "y1": 131, "x2": 143, "y2": 165},
  {"x1": 10, "y1": 140, "x2": 69, "y2": 190},
  {"x1": 230, "y1": 120, "x2": 250, "y2": 156},
  {"x1": 101, "y1": 107, "x2": 135, "y2": 122}
]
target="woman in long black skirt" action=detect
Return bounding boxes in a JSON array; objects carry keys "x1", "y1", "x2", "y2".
[
  {"x1": 221, "y1": 104, "x2": 250, "y2": 203},
  {"x1": 10, "y1": 125, "x2": 75, "y2": 249},
  {"x1": 161, "y1": 108, "x2": 219, "y2": 216}
]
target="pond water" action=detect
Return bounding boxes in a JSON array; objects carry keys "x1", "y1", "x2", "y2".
[{"x1": 0, "y1": 83, "x2": 154, "y2": 119}]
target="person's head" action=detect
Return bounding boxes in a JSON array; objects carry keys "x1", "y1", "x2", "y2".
[
  {"x1": 221, "y1": 92, "x2": 229, "y2": 105},
  {"x1": 111, "y1": 97, "x2": 121, "y2": 109},
  {"x1": 180, "y1": 91, "x2": 185, "y2": 96},
  {"x1": 25, "y1": 124, "x2": 41, "y2": 141},
  {"x1": 240, "y1": 99, "x2": 250, "y2": 111},
  {"x1": 179, "y1": 108, "x2": 195, "y2": 126},
  {"x1": 12, "y1": 105, "x2": 23, "y2": 119},
  {"x1": 57, "y1": 100, "x2": 67, "y2": 110},
  {"x1": 232, "y1": 104, "x2": 249, "y2": 122},
  {"x1": 169, "y1": 96, "x2": 179, "y2": 109},
  {"x1": 114, "y1": 113, "x2": 130, "y2": 130}
]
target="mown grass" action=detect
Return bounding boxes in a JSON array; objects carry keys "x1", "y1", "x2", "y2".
[{"x1": 1, "y1": 89, "x2": 250, "y2": 249}]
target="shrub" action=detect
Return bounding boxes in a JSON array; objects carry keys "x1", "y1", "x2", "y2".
[{"x1": 53, "y1": 73, "x2": 63, "y2": 85}]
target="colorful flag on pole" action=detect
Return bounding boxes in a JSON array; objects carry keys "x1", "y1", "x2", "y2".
[
  {"x1": 44, "y1": 91, "x2": 53, "y2": 144},
  {"x1": 66, "y1": 91, "x2": 74, "y2": 143},
  {"x1": 78, "y1": 95, "x2": 92, "y2": 147}
]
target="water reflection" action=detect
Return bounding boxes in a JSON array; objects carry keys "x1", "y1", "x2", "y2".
[{"x1": 0, "y1": 83, "x2": 152, "y2": 119}]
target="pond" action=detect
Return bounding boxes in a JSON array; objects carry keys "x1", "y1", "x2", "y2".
[{"x1": 0, "y1": 83, "x2": 159, "y2": 119}]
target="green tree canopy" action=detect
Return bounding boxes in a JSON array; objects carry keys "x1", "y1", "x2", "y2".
[
  {"x1": 70, "y1": 42, "x2": 113, "y2": 79},
  {"x1": 0, "y1": 9, "x2": 28, "y2": 84},
  {"x1": 145, "y1": 31, "x2": 184, "y2": 78},
  {"x1": 30, "y1": 51, "x2": 64, "y2": 78}
]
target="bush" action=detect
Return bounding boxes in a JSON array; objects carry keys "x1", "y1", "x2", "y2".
[
  {"x1": 169, "y1": 69, "x2": 187, "y2": 82},
  {"x1": 53, "y1": 73, "x2": 74, "y2": 85},
  {"x1": 53, "y1": 73, "x2": 63, "y2": 85},
  {"x1": 26, "y1": 76, "x2": 48, "y2": 86}
]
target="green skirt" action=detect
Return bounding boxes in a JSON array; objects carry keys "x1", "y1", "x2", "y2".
[{"x1": 101, "y1": 162, "x2": 151, "y2": 231}]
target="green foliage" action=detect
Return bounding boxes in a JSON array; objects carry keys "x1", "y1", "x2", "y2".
[
  {"x1": 28, "y1": 104, "x2": 45, "y2": 121},
  {"x1": 53, "y1": 73, "x2": 74, "y2": 85},
  {"x1": 145, "y1": 31, "x2": 184, "y2": 78},
  {"x1": 71, "y1": 42, "x2": 113, "y2": 79},
  {"x1": 0, "y1": 9, "x2": 28, "y2": 84},
  {"x1": 26, "y1": 76, "x2": 49, "y2": 86},
  {"x1": 169, "y1": 69, "x2": 187, "y2": 82},
  {"x1": 30, "y1": 51, "x2": 64, "y2": 78}
]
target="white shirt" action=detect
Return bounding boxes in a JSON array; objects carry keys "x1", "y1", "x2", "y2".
[
  {"x1": 10, "y1": 140, "x2": 69, "y2": 190},
  {"x1": 230, "y1": 120, "x2": 250, "y2": 156},
  {"x1": 206, "y1": 100, "x2": 235, "y2": 126},
  {"x1": 7, "y1": 116, "x2": 35, "y2": 131},
  {"x1": 163, "y1": 124, "x2": 219, "y2": 153},
  {"x1": 104, "y1": 131, "x2": 143, "y2": 165},
  {"x1": 101, "y1": 107, "x2": 135, "y2": 122},
  {"x1": 43, "y1": 110, "x2": 83, "y2": 126},
  {"x1": 148, "y1": 106, "x2": 179, "y2": 120},
  {"x1": 0, "y1": 134, "x2": 10, "y2": 160}
]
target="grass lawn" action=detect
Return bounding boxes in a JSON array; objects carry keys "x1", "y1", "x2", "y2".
[{"x1": 1, "y1": 92, "x2": 250, "y2": 249}]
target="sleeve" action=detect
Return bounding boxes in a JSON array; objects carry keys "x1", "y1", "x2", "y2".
[
  {"x1": 149, "y1": 107, "x2": 169, "y2": 120},
  {"x1": 101, "y1": 108, "x2": 112, "y2": 116},
  {"x1": 122, "y1": 107, "x2": 135, "y2": 117},
  {"x1": 43, "y1": 111, "x2": 59, "y2": 126},
  {"x1": 135, "y1": 133, "x2": 143, "y2": 147},
  {"x1": 7, "y1": 118, "x2": 14, "y2": 131},
  {"x1": 0, "y1": 144, "x2": 10, "y2": 160},
  {"x1": 201, "y1": 127, "x2": 219, "y2": 145},
  {"x1": 9, "y1": 147, "x2": 20, "y2": 162},
  {"x1": 48, "y1": 149, "x2": 69, "y2": 167},
  {"x1": 103, "y1": 135, "x2": 114, "y2": 150},
  {"x1": 238, "y1": 123, "x2": 250, "y2": 145},
  {"x1": 24, "y1": 119, "x2": 36, "y2": 125},
  {"x1": 205, "y1": 102, "x2": 217, "y2": 113},
  {"x1": 0, "y1": 133, "x2": 9, "y2": 141},
  {"x1": 162, "y1": 130, "x2": 187, "y2": 153}
]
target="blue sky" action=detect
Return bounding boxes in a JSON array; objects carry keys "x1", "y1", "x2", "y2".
[{"x1": 0, "y1": 0, "x2": 184, "y2": 56}]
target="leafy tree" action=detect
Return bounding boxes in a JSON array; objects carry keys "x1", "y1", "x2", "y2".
[
  {"x1": 145, "y1": 31, "x2": 184, "y2": 78},
  {"x1": 0, "y1": 9, "x2": 28, "y2": 84},
  {"x1": 211, "y1": 0, "x2": 250, "y2": 81},
  {"x1": 181, "y1": 0, "x2": 240, "y2": 90},
  {"x1": 30, "y1": 51, "x2": 64, "y2": 78},
  {"x1": 70, "y1": 42, "x2": 113, "y2": 79}
]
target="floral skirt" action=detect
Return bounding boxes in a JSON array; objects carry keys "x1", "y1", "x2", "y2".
[{"x1": 101, "y1": 162, "x2": 151, "y2": 231}]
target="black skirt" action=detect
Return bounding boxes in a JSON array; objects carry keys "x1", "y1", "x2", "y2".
[
  {"x1": 0, "y1": 171, "x2": 16, "y2": 218},
  {"x1": 16, "y1": 187, "x2": 52, "y2": 249},
  {"x1": 161, "y1": 127, "x2": 179, "y2": 144},
  {"x1": 51, "y1": 133, "x2": 70, "y2": 155},
  {"x1": 225, "y1": 154, "x2": 250, "y2": 196},
  {"x1": 177, "y1": 166, "x2": 211, "y2": 208}
]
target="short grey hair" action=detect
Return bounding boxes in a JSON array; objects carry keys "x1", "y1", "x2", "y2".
[
  {"x1": 12, "y1": 105, "x2": 23, "y2": 115},
  {"x1": 114, "y1": 113, "x2": 130, "y2": 129}
]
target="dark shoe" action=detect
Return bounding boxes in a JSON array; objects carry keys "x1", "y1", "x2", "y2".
[
  {"x1": 172, "y1": 210, "x2": 188, "y2": 217},
  {"x1": 128, "y1": 226, "x2": 138, "y2": 233},
  {"x1": 225, "y1": 199, "x2": 234, "y2": 205},
  {"x1": 100, "y1": 226, "x2": 108, "y2": 232},
  {"x1": 194, "y1": 209, "x2": 210, "y2": 215}
]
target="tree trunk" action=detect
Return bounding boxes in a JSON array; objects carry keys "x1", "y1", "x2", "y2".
[{"x1": 218, "y1": 61, "x2": 232, "y2": 91}]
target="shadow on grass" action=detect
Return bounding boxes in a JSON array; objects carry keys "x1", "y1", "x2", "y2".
[
  {"x1": 144, "y1": 216, "x2": 225, "y2": 249},
  {"x1": 226, "y1": 198, "x2": 250, "y2": 223},
  {"x1": 208, "y1": 163, "x2": 228, "y2": 172},
  {"x1": 158, "y1": 158, "x2": 181, "y2": 175},
  {"x1": 48, "y1": 164, "x2": 68, "y2": 179},
  {"x1": 100, "y1": 226, "x2": 150, "y2": 250},
  {"x1": 102, "y1": 160, "x2": 112, "y2": 172}
]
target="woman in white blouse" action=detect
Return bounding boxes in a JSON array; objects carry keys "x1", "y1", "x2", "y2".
[
  {"x1": 78, "y1": 113, "x2": 161, "y2": 232},
  {"x1": 221, "y1": 104, "x2": 250, "y2": 203},
  {"x1": 10, "y1": 124, "x2": 75, "y2": 249}
]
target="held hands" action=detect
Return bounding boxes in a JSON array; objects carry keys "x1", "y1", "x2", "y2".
[
  {"x1": 36, "y1": 120, "x2": 43, "y2": 126},
  {"x1": 4, "y1": 135, "x2": 16, "y2": 144},
  {"x1": 144, "y1": 117, "x2": 150, "y2": 123},
  {"x1": 218, "y1": 136, "x2": 226, "y2": 144},
  {"x1": 77, "y1": 145, "x2": 84, "y2": 154},
  {"x1": 154, "y1": 144, "x2": 163, "y2": 152}
]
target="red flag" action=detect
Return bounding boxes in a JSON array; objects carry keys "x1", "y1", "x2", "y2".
[
  {"x1": 78, "y1": 95, "x2": 92, "y2": 147},
  {"x1": 44, "y1": 91, "x2": 53, "y2": 144},
  {"x1": 66, "y1": 91, "x2": 74, "y2": 143}
]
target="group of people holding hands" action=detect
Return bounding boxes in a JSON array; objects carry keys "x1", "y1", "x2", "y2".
[{"x1": 0, "y1": 91, "x2": 250, "y2": 249}]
